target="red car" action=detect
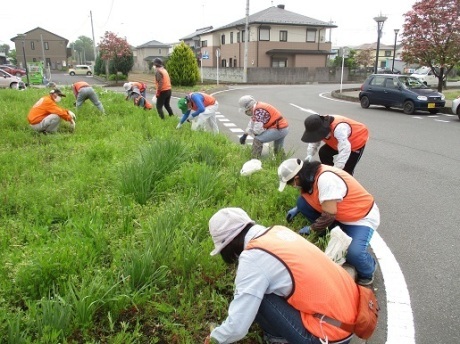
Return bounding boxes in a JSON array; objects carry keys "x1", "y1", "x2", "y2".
[{"x1": 0, "y1": 65, "x2": 26, "y2": 77}]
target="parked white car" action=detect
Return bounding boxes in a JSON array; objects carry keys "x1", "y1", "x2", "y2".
[
  {"x1": 0, "y1": 69, "x2": 26, "y2": 89},
  {"x1": 69, "y1": 65, "x2": 93, "y2": 76},
  {"x1": 451, "y1": 97, "x2": 460, "y2": 120},
  {"x1": 410, "y1": 67, "x2": 439, "y2": 87}
]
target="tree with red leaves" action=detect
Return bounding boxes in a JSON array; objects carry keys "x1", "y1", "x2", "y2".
[
  {"x1": 98, "y1": 31, "x2": 132, "y2": 78},
  {"x1": 400, "y1": 0, "x2": 460, "y2": 91}
]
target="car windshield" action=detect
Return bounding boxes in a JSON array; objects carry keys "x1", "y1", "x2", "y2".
[
  {"x1": 399, "y1": 76, "x2": 428, "y2": 89},
  {"x1": 412, "y1": 67, "x2": 431, "y2": 75}
]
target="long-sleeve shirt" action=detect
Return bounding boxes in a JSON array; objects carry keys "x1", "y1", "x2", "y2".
[
  {"x1": 27, "y1": 95, "x2": 72, "y2": 125},
  {"x1": 179, "y1": 93, "x2": 216, "y2": 124},
  {"x1": 210, "y1": 225, "x2": 292, "y2": 343},
  {"x1": 306, "y1": 122, "x2": 352, "y2": 169}
]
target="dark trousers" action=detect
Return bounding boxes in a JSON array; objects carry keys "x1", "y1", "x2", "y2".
[
  {"x1": 156, "y1": 89, "x2": 174, "y2": 119},
  {"x1": 319, "y1": 144, "x2": 366, "y2": 176}
]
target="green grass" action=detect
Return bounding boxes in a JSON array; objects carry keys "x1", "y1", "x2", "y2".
[{"x1": 0, "y1": 86, "x2": 319, "y2": 343}]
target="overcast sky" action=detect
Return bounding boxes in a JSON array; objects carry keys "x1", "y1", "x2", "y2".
[{"x1": 0, "y1": 0, "x2": 417, "y2": 50}]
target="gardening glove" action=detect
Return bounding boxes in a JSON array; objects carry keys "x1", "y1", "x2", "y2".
[
  {"x1": 298, "y1": 225, "x2": 311, "y2": 235},
  {"x1": 68, "y1": 110, "x2": 76, "y2": 121},
  {"x1": 286, "y1": 206, "x2": 300, "y2": 223},
  {"x1": 69, "y1": 120, "x2": 76, "y2": 132},
  {"x1": 176, "y1": 123, "x2": 182, "y2": 129},
  {"x1": 239, "y1": 133, "x2": 248, "y2": 145}
]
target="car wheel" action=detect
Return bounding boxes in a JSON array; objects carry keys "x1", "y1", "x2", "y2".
[
  {"x1": 428, "y1": 109, "x2": 438, "y2": 114},
  {"x1": 9, "y1": 82, "x2": 18, "y2": 89},
  {"x1": 360, "y1": 96, "x2": 370, "y2": 108},
  {"x1": 70, "y1": 72, "x2": 75, "y2": 76},
  {"x1": 456, "y1": 107, "x2": 460, "y2": 120},
  {"x1": 403, "y1": 100, "x2": 415, "y2": 114},
  {"x1": 86, "y1": 72, "x2": 92, "y2": 76}
]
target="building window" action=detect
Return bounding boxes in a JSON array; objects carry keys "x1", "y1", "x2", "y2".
[
  {"x1": 221, "y1": 34, "x2": 225, "y2": 44},
  {"x1": 230, "y1": 32, "x2": 234, "y2": 44},
  {"x1": 31, "y1": 41, "x2": 35, "y2": 50},
  {"x1": 234, "y1": 59, "x2": 237, "y2": 67},
  {"x1": 242, "y1": 30, "x2": 247, "y2": 42},
  {"x1": 44, "y1": 42, "x2": 49, "y2": 50},
  {"x1": 384, "y1": 50, "x2": 391, "y2": 57},
  {"x1": 272, "y1": 58, "x2": 287, "y2": 67},
  {"x1": 237, "y1": 32, "x2": 240, "y2": 43},
  {"x1": 221, "y1": 59, "x2": 227, "y2": 67},
  {"x1": 306, "y1": 29, "x2": 317, "y2": 42},
  {"x1": 159, "y1": 48, "x2": 162, "y2": 55},
  {"x1": 259, "y1": 28, "x2": 270, "y2": 41},
  {"x1": 280, "y1": 31, "x2": 288, "y2": 42},
  {"x1": 201, "y1": 40, "x2": 208, "y2": 47}
]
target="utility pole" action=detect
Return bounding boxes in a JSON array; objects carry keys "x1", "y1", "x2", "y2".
[
  {"x1": 90, "y1": 11, "x2": 97, "y2": 61},
  {"x1": 243, "y1": 0, "x2": 249, "y2": 83}
]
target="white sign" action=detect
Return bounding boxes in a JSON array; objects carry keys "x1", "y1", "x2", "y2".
[{"x1": 202, "y1": 55, "x2": 209, "y2": 59}]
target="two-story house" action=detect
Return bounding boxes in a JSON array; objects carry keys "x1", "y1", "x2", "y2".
[
  {"x1": 181, "y1": 4, "x2": 337, "y2": 83},
  {"x1": 133, "y1": 40, "x2": 172, "y2": 72},
  {"x1": 11, "y1": 27, "x2": 69, "y2": 70}
]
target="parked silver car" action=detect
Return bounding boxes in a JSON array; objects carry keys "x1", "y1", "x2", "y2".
[{"x1": 0, "y1": 69, "x2": 26, "y2": 89}]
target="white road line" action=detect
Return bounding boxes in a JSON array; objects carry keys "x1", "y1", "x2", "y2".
[
  {"x1": 223, "y1": 123, "x2": 237, "y2": 127},
  {"x1": 371, "y1": 232, "x2": 415, "y2": 344},
  {"x1": 434, "y1": 119, "x2": 451, "y2": 123}
]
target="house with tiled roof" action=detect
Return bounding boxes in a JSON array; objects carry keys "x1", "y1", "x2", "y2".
[
  {"x1": 198, "y1": 4, "x2": 335, "y2": 69},
  {"x1": 133, "y1": 40, "x2": 171, "y2": 71}
]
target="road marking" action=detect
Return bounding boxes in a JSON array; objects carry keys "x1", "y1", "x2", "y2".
[{"x1": 371, "y1": 232, "x2": 415, "y2": 344}]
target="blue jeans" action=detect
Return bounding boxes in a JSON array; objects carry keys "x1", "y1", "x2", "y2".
[
  {"x1": 255, "y1": 294, "x2": 352, "y2": 343},
  {"x1": 252, "y1": 127, "x2": 289, "y2": 157},
  {"x1": 296, "y1": 196, "x2": 376, "y2": 279}
]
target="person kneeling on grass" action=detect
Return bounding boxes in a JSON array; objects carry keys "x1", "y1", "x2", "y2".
[
  {"x1": 277, "y1": 158, "x2": 380, "y2": 286},
  {"x1": 204, "y1": 207, "x2": 358, "y2": 344},
  {"x1": 27, "y1": 88, "x2": 76, "y2": 134}
]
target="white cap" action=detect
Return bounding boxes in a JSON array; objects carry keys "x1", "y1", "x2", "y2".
[
  {"x1": 238, "y1": 95, "x2": 256, "y2": 111},
  {"x1": 209, "y1": 208, "x2": 255, "y2": 256},
  {"x1": 277, "y1": 158, "x2": 304, "y2": 192},
  {"x1": 123, "y1": 82, "x2": 132, "y2": 92}
]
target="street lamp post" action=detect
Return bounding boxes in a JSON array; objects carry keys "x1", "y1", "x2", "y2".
[
  {"x1": 392, "y1": 29, "x2": 400, "y2": 73},
  {"x1": 373, "y1": 14, "x2": 387, "y2": 74},
  {"x1": 17, "y1": 34, "x2": 30, "y2": 86}
]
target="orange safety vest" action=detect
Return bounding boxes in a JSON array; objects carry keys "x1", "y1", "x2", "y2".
[
  {"x1": 154, "y1": 67, "x2": 171, "y2": 92},
  {"x1": 132, "y1": 82, "x2": 146, "y2": 92},
  {"x1": 27, "y1": 95, "x2": 72, "y2": 125},
  {"x1": 189, "y1": 92, "x2": 216, "y2": 110},
  {"x1": 246, "y1": 225, "x2": 358, "y2": 342},
  {"x1": 324, "y1": 115, "x2": 368, "y2": 151},
  {"x1": 254, "y1": 102, "x2": 289, "y2": 129},
  {"x1": 302, "y1": 165, "x2": 374, "y2": 222},
  {"x1": 72, "y1": 81, "x2": 90, "y2": 95}
]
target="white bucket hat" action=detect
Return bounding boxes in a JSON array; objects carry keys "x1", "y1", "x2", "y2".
[
  {"x1": 277, "y1": 158, "x2": 304, "y2": 192},
  {"x1": 123, "y1": 82, "x2": 132, "y2": 92},
  {"x1": 209, "y1": 208, "x2": 255, "y2": 256}
]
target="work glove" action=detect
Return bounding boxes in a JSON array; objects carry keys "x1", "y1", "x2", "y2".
[
  {"x1": 239, "y1": 133, "x2": 248, "y2": 145},
  {"x1": 69, "y1": 120, "x2": 76, "y2": 132},
  {"x1": 176, "y1": 122, "x2": 182, "y2": 129},
  {"x1": 286, "y1": 206, "x2": 300, "y2": 223},
  {"x1": 298, "y1": 225, "x2": 311, "y2": 235},
  {"x1": 68, "y1": 111, "x2": 76, "y2": 121}
]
